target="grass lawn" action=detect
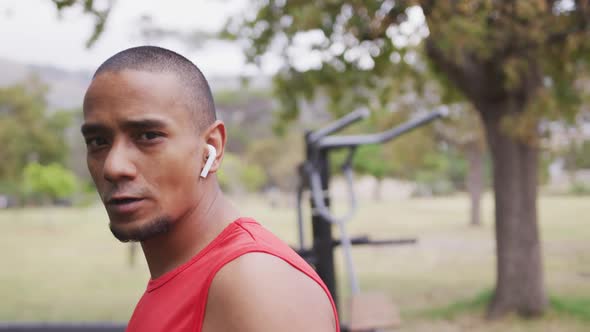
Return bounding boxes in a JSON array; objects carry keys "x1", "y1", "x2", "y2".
[{"x1": 1, "y1": 193, "x2": 589, "y2": 331}]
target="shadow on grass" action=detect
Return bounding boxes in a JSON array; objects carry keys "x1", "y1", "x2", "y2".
[{"x1": 405, "y1": 289, "x2": 590, "y2": 322}]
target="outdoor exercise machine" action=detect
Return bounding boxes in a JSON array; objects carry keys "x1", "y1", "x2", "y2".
[{"x1": 294, "y1": 108, "x2": 446, "y2": 331}]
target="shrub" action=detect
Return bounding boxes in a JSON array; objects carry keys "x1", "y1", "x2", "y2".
[{"x1": 21, "y1": 162, "x2": 79, "y2": 203}]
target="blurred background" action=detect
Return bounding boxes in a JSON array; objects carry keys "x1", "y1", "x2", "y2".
[{"x1": 1, "y1": 1, "x2": 589, "y2": 331}]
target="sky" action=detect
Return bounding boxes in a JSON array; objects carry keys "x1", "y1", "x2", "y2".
[
  {"x1": 0, "y1": 0, "x2": 263, "y2": 77},
  {"x1": 0, "y1": 1, "x2": 432, "y2": 78}
]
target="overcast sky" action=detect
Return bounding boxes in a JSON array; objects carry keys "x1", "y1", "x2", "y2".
[{"x1": 0, "y1": 0, "x2": 260, "y2": 77}]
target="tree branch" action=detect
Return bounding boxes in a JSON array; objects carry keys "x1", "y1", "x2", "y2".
[
  {"x1": 424, "y1": 37, "x2": 488, "y2": 102},
  {"x1": 51, "y1": 0, "x2": 113, "y2": 47}
]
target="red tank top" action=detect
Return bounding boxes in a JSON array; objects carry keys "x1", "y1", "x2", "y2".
[{"x1": 126, "y1": 218, "x2": 340, "y2": 332}]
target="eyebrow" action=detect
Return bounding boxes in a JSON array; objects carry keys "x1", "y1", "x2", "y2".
[
  {"x1": 81, "y1": 118, "x2": 171, "y2": 136},
  {"x1": 80, "y1": 123, "x2": 108, "y2": 136}
]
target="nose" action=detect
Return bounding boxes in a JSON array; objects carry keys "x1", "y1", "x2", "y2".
[{"x1": 103, "y1": 141, "x2": 137, "y2": 183}]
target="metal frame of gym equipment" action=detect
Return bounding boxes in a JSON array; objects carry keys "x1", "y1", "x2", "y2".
[{"x1": 294, "y1": 108, "x2": 445, "y2": 331}]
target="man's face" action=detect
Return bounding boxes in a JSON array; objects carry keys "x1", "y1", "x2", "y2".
[{"x1": 82, "y1": 70, "x2": 203, "y2": 242}]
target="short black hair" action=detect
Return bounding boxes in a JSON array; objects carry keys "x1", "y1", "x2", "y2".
[{"x1": 93, "y1": 46, "x2": 216, "y2": 130}]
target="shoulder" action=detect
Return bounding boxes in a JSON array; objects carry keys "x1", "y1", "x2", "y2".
[{"x1": 202, "y1": 252, "x2": 337, "y2": 332}]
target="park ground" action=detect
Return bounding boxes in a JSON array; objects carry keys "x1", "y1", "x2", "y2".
[{"x1": 1, "y1": 194, "x2": 589, "y2": 331}]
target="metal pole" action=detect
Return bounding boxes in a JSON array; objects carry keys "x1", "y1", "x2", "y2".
[{"x1": 309, "y1": 146, "x2": 338, "y2": 311}]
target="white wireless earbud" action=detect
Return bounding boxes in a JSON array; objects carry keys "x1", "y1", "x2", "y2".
[{"x1": 200, "y1": 144, "x2": 217, "y2": 178}]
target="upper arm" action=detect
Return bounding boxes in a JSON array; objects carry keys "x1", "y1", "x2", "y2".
[{"x1": 202, "y1": 252, "x2": 337, "y2": 332}]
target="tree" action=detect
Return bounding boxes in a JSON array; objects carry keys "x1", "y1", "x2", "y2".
[
  {"x1": 435, "y1": 103, "x2": 487, "y2": 226},
  {"x1": 0, "y1": 79, "x2": 73, "y2": 195},
  {"x1": 224, "y1": 0, "x2": 590, "y2": 318}
]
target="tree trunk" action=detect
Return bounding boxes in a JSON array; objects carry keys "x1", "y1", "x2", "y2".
[
  {"x1": 466, "y1": 141, "x2": 483, "y2": 226},
  {"x1": 373, "y1": 177, "x2": 382, "y2": 202},
  {"x1": 479, "y1": 101, "x2": 547, "y2": 319}
]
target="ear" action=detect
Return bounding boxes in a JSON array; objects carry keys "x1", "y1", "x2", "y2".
[{"x1": 200, "y1": 120, "x2": 226, "y2": 176}]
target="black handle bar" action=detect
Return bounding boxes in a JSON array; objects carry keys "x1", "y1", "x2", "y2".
[
  {"x1": 317, "y1": 109, "x2": 447, "y2": 149},
  {"x1": 307, "y1": 108, "x2": 370, "y2": 144},
  {"x1": 305, "y1": 109, "x2": 447, "y2": 226}
]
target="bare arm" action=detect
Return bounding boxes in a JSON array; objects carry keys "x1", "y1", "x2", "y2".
[{"x1": 202, "y1": 252, "x2": 337, "y2": 332}]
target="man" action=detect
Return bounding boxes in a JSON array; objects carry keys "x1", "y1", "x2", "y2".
[{"x1": 82, "y1": 46, "x2": 339, "y2": 332}]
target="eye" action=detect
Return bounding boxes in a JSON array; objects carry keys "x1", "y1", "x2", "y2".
[
  {"x1": 137, "y1": 131, "x2": 164, "y2": 142},
  {"x1": 85, "y1": 136, "x2": 109, "y2": 148}
]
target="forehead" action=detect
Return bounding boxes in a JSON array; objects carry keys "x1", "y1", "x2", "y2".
[{"x1": 83, "y1": 69, "x2": 192, "y2": 126}]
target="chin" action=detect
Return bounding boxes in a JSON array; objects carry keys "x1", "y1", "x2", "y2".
[{"x1": 109, "y1": 215, "x2": 173, "y2": 242}]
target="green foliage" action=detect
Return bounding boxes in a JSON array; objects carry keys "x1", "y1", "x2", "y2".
[
  {"x1": 21, "y1": 162, "x2": 80, "y2": 202},
  {"x1": 226, "y1": 1, "x2": 427, "y2": 130},
  {"x1": 413, "y1": 150, "x2": 462, "y2": 196},
  {"x1": 0, "y1": 81, "x2": 73, "y2": 192},
  {"x1": 244, "y1": 131, "x2": 304, "y2": 191},
  {"x1": 217, "y1": 152, "x2": 240, "y2": 192},
  {"x1": 569, "y1": 182, "x2": 590, "y2": 196},
  {"x1": 330, "y1": 144, "x2": 399, "y2": 179},
  {"x1": 218, "y1": 152, "x2": 269, "y2": 193},
  {"x1": 378, "y1": 115, "x2": 441, "y2": 179},
  {"x1": 224, "y1": 1, "x2": 590, "y2": 146},
  {"x1": 353, "y1": 145, "x2": 395, "y2": 179},
  {"x1": 446, "y1": 151, "x2": 470, "y2": 189},
  {"x1": 0, "y1": 180, "x2": 21, "y2": 201},
  {"x1": 240, "y1": 164, "x2": 267, "y2": 192},
  {"x1": 330, "y1": 133, "x2": 470, "y2": 195},
  {"x1": 572, "y1": 141, "x2": 590, "y2": 169},
  {"x1": 558, "y1": 140, "x2": 590, "y2": 174}
]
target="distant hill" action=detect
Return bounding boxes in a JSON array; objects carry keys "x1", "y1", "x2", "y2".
[
  {"x1": 0, "y1": 57, "x2": 274, "y2": 108},
  {"x1": 0, "y1": 57, "x2": 91, "y2": 110}
]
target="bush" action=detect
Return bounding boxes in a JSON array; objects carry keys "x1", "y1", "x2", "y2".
[
  {"x1": 569, "y1": 181, "x2": 590, "y2": 196},
  {"x1": 240, "y1": 164, "x2": 267, "y2": 192},
  {"x1": 21, "y1": 162, "x2": 80, "y2": 204},
  {"x1": 244, "y1": 133, "x2": 303, "y2": 191},
  {"x1": 573, "y1": 141, "x2": 590, "y2": 169},
  {"x1": 561, "y1": 140, "x2": 590, "y2": 171},
  {"x1": 218, "y1": 153, "x2": 269, "y2": 193},
  {"x1": 217, "y1": 153, "x2": 240, "y2": 192}
]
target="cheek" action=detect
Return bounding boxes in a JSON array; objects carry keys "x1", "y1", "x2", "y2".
[
  {"x1": 87, "y1": 156, "x2": 99, "y2": 178},
  {"x1": 87, "y1": 158, "x2": 105, "y2": 189},
  {"x1": 150, "y1": 152, "x2": 201, "y2": 207}
]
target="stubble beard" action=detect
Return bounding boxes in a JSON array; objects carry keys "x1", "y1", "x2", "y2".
[{"x1": 109, "y1": 215, "x2": 173, "y2": 242}]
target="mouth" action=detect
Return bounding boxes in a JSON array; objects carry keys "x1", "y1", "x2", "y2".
[
  {"x1": 108, "y1": 197, "x2": 143, "y2": 205},
  {"x1": 105, "y1": 197, "x2": 146, "y2": 215}
]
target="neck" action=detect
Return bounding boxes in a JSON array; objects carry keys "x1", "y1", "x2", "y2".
[{"x1": 140, "y1": 184, "x2": 240, "y2": 279}]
